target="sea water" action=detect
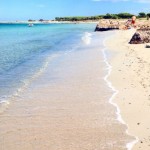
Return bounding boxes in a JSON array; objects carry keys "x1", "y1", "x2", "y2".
[
  {"x1": 0, "y1": 23, "x2": 136, "y2": 150},
  {"x1": 0, "y1": 23, "x2": 96, "y2": 104}
]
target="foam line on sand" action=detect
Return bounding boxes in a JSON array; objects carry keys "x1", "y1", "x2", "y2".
[{"x1": 102, "y1": 37, "x2": 139, "y2": 150}]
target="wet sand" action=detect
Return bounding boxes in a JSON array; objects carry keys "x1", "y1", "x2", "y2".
[
  {"x1": 0, "y1": 33, "x2": 133, "y2": 150},
  {"x1": 105, "y1": 29, "x2": 150, "y2": 150}
]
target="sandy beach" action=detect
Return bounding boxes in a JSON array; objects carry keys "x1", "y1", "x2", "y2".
[
  {"x1": 106, "y1": 29, "x2": 150, "y2": 150},
  {"x1": 0, "y1": 32, "x2": 133, "y2": 150},
  {"x1": 1, "y1": 0, "x2": 150, "y2": 149},
  {"x1": 1, "y1": 25, "x2": 150, "y2": 150}
]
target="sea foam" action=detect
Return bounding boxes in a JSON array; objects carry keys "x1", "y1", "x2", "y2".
[
  {"x1": 82, "y1": 32, "x2": 92, "y2": 45},
  {"x1": 102, "y1": 35, "x2": 139, "y2": 150},
  {"x1": 0, "y1": 53, "x2": 60, "y2": 114}
]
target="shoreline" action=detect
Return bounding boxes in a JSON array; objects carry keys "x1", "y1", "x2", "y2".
[
  {"x1": 0, "y1": 21, "x2": 98, "y2": 24},
  {"x1": 0, "y1": 32, "x2": 132, "y2": 150},
  {"x1": 105, "y1": 29, "x2": 150, "y2": 149},
  {"x1": 102, "y1": 34, "x2": 139, "y2": 150}
]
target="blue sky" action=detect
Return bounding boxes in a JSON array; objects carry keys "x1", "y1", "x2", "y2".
[{"x1": 0, "y1": 0, "x2": 149, "y2": 21}]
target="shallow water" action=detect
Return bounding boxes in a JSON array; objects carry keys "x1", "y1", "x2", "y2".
[
  {"x1": 0, "y1": 23, "x2": 96, "y2": 104},
  {"x1": 0, "y1": 24, "x2": 134, "y2": 149}
]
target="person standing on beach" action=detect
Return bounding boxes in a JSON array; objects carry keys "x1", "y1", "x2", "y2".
[
  {"x1": 131, "y1": 16, "x2": 136, "y2": 28},
  {"x1": 120, "y1": 15, "x2": 137, "y2": 30}
]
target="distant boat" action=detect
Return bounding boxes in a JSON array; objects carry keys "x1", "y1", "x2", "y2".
[{"x1": 28, "y1": 24, "x2": 34, "y2": 27}]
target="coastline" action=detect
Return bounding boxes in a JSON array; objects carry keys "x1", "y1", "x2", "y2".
[
  {"x1": 105, "y1": 29, "x2": 150, "y2": 149},
  {"x1": 0, "y1": 21, "x2": 98, "y2": 24},
  {"x1": 102, "y1": 33, "x2": 138, "y2": 150},
  {"x1": 0, "y1": 32, "x2": 133, "y2": 150}
]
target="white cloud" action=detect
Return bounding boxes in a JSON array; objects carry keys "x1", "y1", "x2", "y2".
[{"x1": 92, "y1": 0, "x2": 150, "y2": 3}]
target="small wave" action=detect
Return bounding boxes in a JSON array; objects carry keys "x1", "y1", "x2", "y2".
[
  {"x1": 0, "y1": 98, "x2": 10, "y2": 114},
  {"x1": 0, "y1": 53, "x2": 60, "y2": 114},
  {"x1": 14, "y1": 54, "x2": 60, "y2": 95},
  {"x1": 82, "y1": 32, "x2": 92, "y2": 45}
]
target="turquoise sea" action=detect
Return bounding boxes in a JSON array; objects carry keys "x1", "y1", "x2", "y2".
[
  {"x1": 0, "y1": 23, "x2": 135, "y2": 150},
  {"x1": 0, "y1": 23, "x2": 96, "y2": 104}
]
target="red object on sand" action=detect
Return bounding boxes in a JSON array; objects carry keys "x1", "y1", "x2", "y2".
[{"x1": 132, "y1": 20, "x2": 135, "y2": 25}]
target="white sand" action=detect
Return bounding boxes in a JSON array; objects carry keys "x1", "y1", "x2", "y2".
[
  {"x1": 106, "y1": 29, "x2": 150, "y2": 150},
  {"x1": 0, "y1": 34, "x2": 132, "y2": 150}
]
